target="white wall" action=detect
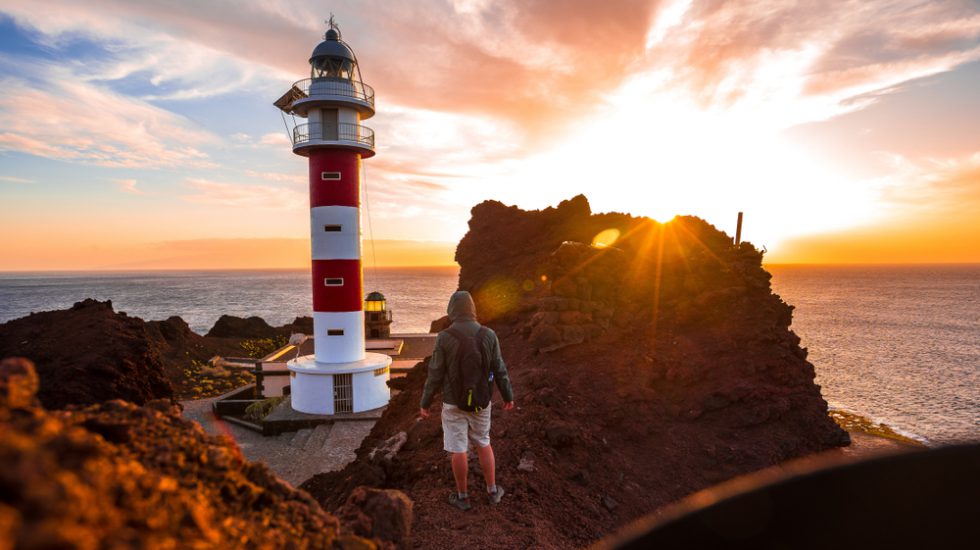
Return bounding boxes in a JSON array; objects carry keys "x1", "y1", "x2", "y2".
[
  {"x1": 313, "y1": 310, "x2": 365, "y2": 364},
  {"x1": 311, "y1": 205, "x2": 360, "y2": 260}
]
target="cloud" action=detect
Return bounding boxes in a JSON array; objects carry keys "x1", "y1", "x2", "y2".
[
  {"x1": 114, "y1": 178, "x2": 143, "y2": 194},
  {"x1": 646, "y1": 0, "x2": 980, "y2": 123},
  {"x1": 881, "y1": 152, "x2": 980, "y2": 214},
  {"x1": 0, "y1": 0, "x2": 657, "y2": 139},
  {"x1": 244, "y1": 169, "x2": 305, "y2": 185},
  {"x1": 0, "y1": 175, "x2": 34, "y2": 184},
  {"x1": 0, "y1": 66, "x2": 216, "y2": 168},
  {"x1": 180, "y1": 177, "x2": 306, "y2": 209},
  {"x1": 770, "y1": 152, "x2": 980, "y2": 263},
  {"x1": 259, "y1": 132, "x2": 290, "y2": 146}
]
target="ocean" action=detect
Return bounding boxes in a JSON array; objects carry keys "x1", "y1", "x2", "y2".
[
  {"x1": 768, "y1": 264, "x2": 979, "y2": 445},
  {"x1": 1, "y1": 265, "x2": 977, "y2": 445}
]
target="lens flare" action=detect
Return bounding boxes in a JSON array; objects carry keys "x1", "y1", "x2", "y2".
[{"x1": 592, "y1": 228, "x2": 621, "y2": 248}]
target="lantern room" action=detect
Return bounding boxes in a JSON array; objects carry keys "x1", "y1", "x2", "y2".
[{"x1": 310, "y1": 28, "x2": 357, "y2": 80}]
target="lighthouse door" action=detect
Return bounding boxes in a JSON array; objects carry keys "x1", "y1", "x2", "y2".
[
  {"x1": 333, "y1": 373, "x2": 353, "y2": 413},
  {"x1": 321, "y1": 109, "x2": 339, "y2": 141}
]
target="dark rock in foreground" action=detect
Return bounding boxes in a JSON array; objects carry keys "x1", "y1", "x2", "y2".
[
  {"x1": 0, "y1": 358, "x2": 406, "y2": 549},
  {"x1": 0, "y1": 299, "x2": 174, "y2": 409},
  {"x1": 303, "y1": 195, "x2": 848, "y2": 550}
]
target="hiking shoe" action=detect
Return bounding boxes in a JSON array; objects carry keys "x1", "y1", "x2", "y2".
[
  {"x1": 448, "y1": 493, "x2": 472, "y2": 511},
  {"x1": 488, "y1": 485, "x2": 505, "y2": 505}
]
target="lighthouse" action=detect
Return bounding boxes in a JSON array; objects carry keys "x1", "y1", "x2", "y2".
[{"x1": 273, "y1": 19, "x2": 391, "y2": 415}]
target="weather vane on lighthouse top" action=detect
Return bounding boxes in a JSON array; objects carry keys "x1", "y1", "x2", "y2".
[{"x1": 325, "y1": 13, "x2": 340, "y2": 37}]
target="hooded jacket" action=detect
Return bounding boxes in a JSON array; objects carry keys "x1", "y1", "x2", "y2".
[{"x1": 420, "y1": 291, "x2": 514, "y2": 409}]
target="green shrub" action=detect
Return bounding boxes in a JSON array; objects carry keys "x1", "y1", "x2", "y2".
[
  {"x1": 244, "y1": 397, "x2": 285, "y2": 422},
  {"x1": 240, "y1": 335, "x2": 289, "y2": 359}
]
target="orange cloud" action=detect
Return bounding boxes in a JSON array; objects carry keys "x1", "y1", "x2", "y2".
[{"x1": 771, "y1": 154, "x2": 980, "y2": 263}]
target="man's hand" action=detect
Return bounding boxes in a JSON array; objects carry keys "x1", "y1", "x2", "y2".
[
  {"x1": 502, "y1": 401, "x2": 515, "y2": 411},
  {"x1": 419, "y1": 407, "x2": 430, "y2": 419}
]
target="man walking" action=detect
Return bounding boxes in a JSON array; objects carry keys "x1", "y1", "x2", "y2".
[{"x1": 420, "y1": 290, "x2": 515, "y2": 511}]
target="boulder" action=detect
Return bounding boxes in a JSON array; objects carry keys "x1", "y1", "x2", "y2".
[
  {"x1": 0, "y1": 357, "x2": 39, "y2": 409},
  {"x1": 205, "y1": 315, "x2": 277, "y2": 338},
  {"x1": 429, "y1": 315, "x2": 451, "y2": 333},
  {"x1": 336, "y1": 487, "x2": 413, "y2": 543}
]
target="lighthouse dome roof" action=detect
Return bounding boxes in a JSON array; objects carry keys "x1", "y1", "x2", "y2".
[{"x1": 310, "y1": 31, "x2": 356, "y2": 64}]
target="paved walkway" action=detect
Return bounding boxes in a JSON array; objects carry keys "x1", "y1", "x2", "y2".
[{"x1": 181, "y1": 397, "x2": 375, "y2": 486}]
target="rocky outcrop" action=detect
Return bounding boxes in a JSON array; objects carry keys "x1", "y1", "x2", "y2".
[
  {"x1": 205, "y1": 314, "x2": 278, "y2": 338},
  {"x1": 303, "y1": 195, "x2": 848, "y2": 550},
  {"x1": 205, "y1": 314, "x2": 314, "y2": 338},
  {"x1": 0, "y1": 299, "x2": 174, "y2": 409},
  {"x1": 428, "y1": 315, "x2": 451, "y2": 333},
  {"x1": 0, "y1": 358, "x2": 394, "y2": 549}
]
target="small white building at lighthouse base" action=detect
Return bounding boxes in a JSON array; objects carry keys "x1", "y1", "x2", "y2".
[{"x1": 287, "y1": 352, "x2": 392, "y2": 415}]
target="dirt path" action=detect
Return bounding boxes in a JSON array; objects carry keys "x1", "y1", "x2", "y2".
[{"x1": 181, "y1": 397, "x2": 375, "y2": 486}]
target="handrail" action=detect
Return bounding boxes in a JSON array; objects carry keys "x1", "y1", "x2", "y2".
[
  {"x1": 292, "y1": 122, "x2": 375, "y2": 148},
  {"x1": 293, "y1": 77, "x2": 375, "y2": 107}
]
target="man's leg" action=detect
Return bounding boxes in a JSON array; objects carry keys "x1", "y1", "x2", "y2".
[
  {"x1": 476, "y1": 443, "x2": 495, "y2": 488},
  {"x1": 451, "y1": 451, "x2": 469, "y2": 494}
]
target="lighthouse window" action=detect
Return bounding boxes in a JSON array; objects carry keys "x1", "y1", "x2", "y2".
[
  {"x1": 327, "y1": 329, "x2": 345, "y2": 336},
  {"x1": 324, "y1": 224, "x2": 342, "y2": 232},
  {"x1": 321, "y1": 172, "x2": 342, "y2": 181},
  {"x1": 324, "y1": 277, "x2": 345, "y2": 286}
]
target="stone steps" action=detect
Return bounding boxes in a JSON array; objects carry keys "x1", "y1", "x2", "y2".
[
  {"x1": 290, "y1": 428, "x2": 313, "y2": 449},
  {"x1": 305, "y1": 423, "x2": 333, "y2": 452}
]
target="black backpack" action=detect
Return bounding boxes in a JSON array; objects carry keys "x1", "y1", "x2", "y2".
[{"x1": 445, "y1": 326, "x2": 492, "y2": 412}]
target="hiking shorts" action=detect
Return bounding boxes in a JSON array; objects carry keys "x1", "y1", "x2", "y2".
[{"x1": 441, "y1": 403, "x2": 492, "y2": 453}]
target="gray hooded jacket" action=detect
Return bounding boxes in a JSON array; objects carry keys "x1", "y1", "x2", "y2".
[{"x1": 420, "y1": 291, "x2": 514, "y2": 409}]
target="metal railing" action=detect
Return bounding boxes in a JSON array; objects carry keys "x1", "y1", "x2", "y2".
[
  {"x1": 292, "y1": 122, "x2": 375, "y2": 148},
  {"x1": 366, "y1": 310, "x2": 394, "y2": 322},
  {"x1": 293, "y1": 77, "x2": 375, "y2": 108}
]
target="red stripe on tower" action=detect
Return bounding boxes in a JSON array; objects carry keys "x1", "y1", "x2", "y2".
[
  {"x1": 312, "y1": 259, "x2": 363, "y2": 312},
  {"x1": 309, "y1": 149, "x2": 360, "y2": 208}
]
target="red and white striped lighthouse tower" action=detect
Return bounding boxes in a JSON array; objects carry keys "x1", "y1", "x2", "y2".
[{"x1": 274, "y1": 18, "x2": 391, "y2": 415}]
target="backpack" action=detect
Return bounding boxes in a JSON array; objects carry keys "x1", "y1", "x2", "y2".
[{"x1": 445, "y1": 326, "x2": 492, "y2": 412}]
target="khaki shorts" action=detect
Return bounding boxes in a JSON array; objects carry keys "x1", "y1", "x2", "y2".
[{"x1": 441, "y1": 403, "x2": 492, "y2": 453}]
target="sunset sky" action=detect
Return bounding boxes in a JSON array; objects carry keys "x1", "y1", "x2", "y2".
[{"x1": 1, "y1": 0, "x2": 978, "y2": 270}]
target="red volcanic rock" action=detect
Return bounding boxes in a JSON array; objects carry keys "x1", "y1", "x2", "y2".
[
  {"x1": 428, "y1": 315, "x2": 451, "y2": 333},
  {"x1": 205, "y1": 314, "x2": 278, "y2": 338},
  {"x1": 0, "y1": 359, "x2": 398, "y2": 549},
  {"x1": 205, "y1": 315, "x2": 314, "y2": 339},
  {"x1": 303, "y1": 196, "x2": 848, "y2": 550},
  {"x1": 336, "y1": 486, "x2": 413, "y2": 544},
  {"x1": 0, "y1": 357, "x2": 39, "y2": 409},
  {"x1": 0, "y1": 299, "x2": 174, "y2": 409}
]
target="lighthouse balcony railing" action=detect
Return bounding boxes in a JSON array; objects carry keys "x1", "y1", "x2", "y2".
[
  {"x1": 292, "y1": 122, "x2": 375, "y2": 149},
  {"x1": 366, "y1": 310, "x2": 393, "y2": 322},
  {"x1": 293, "y1": 77, "x2": 375, "y2": 108}
]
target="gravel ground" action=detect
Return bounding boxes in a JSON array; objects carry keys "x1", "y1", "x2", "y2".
[{"x1": 181, "y1": 396, "x2": 375, "y2": 486}]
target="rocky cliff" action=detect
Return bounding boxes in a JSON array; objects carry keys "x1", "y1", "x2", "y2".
[{"x1": 303, "y1": 195, "x2": 848, "y2": 549}]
